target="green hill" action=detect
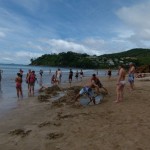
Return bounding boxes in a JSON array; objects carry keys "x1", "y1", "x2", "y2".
[{"x1": 30, "y1": 48, "x2": 150, "y2": 69}]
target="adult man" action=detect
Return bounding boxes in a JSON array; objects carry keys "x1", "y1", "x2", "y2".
[
  {"x1": 91, "y1": 74, "x2": 108, "y2": 94},
  {"x1": 115, "y1": 64, "x2": 126, "y2": 103},
  {"x1": 39, "y1": 69, "x2": 43, "y2": 77},
  {"x1": 69, "y1": 69, "x2": 73, "y2": 86},
  {"x1": 128, "y1": 62, "x2": 136, "y2": 90}
]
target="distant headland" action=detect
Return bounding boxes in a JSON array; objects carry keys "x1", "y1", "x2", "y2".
[{"x1": 30, "y1": 48, "x2": 150, "y2": 69}]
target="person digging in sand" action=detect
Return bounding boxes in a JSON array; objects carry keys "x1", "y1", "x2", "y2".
[
  {"x1": 75, "y1": 83, "x2": 96, "y2": 104},
  {"x1": 91, "y1": 74, "x2": 108, "y2": 94}
]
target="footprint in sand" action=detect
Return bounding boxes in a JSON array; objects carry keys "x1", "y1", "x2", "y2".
[
  {"x1": 9, "y1": 129, "x2": 32, "y2": 138},
  {"x1": 46, "y1": 132, "x2": 64, "y2": 140},
  {"x1": 38, "y1": 121, "x2": 61, "y2": 128}
]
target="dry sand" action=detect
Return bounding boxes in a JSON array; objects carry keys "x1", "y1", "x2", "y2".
[{"x1": 0, "y1": 76, "x2": 150, "y2": 150}]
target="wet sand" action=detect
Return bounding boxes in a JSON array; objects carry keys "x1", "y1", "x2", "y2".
[{"x1": 0, "y1": 76, "x2": 150, "y2": 150}]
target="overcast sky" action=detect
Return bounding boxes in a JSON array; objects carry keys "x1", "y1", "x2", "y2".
[{"x1": 0, "y1": 0, "x2": 150, "y2": 64}]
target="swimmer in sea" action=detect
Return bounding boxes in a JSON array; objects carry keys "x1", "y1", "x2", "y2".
[{"x1": 115, "y1": 64, "x2": 126, "y2": 103}]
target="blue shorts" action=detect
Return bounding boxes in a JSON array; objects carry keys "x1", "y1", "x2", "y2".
[
  {"x1": 79, "y1": 86, "x2": 94, "y2": 98},
  {"x1": 128, "y1": 74, "x2": 134, "y2": 83}
]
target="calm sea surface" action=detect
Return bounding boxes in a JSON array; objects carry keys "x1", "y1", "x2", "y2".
[{"x1": 0, "y1": 64, "x2": 117, "y2": 117}]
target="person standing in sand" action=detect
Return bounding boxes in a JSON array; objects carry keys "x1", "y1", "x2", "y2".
[
  {"x1": 69, "y1": 69, "x2": 73, "y2": 86},
  {"x1": 80, "y1": 69, "x2": 84, "y2": 81},
  {"x1": 39, "y1": 69, "x2": 43, "y2": 78},
  {"x1": 128, "y1": 62, "x2": 136, "y2": 91},
  {"x1": 26, "y1": 69, "x2": 31, "y2": 90},
  {"x1": 115, "y1": 64, "x2": 126, "y2": 103},
  {"x1": 75, "y1": 70, "x2": 79, "y2": 80},
  {"x1": 107, "y1": 68, "x2": 112, "y2": 80},
  {"x1": 28, "y1": 71, "x2": 36, "y2": 96},
  {"x1": 15, "y1": 73, "x2": 23, "y2": 99},
  {"x1": 56, "y1": 68, "x2": 62, "y2": 84}
]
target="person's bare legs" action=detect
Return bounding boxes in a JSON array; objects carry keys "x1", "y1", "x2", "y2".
[
  {"x1": 102, "y1": 87, "x2": 108, "y2": 94},
  {"x1": 75, "y1": 93, "x2": 80, "y2": 101},
  {"x1": 130, "y1": 82, "x2": 134, "y2": 91},
  {"x1": 28, "y1": 85, "x2": 32, "y2": 96},
  {"x1": 115, "y1": 85, "x2": 121, "y2": 103},
  {"x1": 16, "y1": 88, "x2": 19, "y2": 98},
  {"x1": 20, "y1": 87, "x2": 23, "y2": 98}
]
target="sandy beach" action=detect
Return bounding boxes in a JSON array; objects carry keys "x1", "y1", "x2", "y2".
[{"x1": 0, "y1": 76, "x2": 150, "y2": 150}]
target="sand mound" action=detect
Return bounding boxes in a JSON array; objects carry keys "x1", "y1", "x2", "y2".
[
  {"x1": 45, "y1": 85, "x2": 61, "y2": 94},
  {"x1": 38, "y1": 95, "x2": 50, "y2": 102}
]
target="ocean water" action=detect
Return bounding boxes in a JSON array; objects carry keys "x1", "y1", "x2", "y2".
[{"x1": 0, "y1": 64, "x2": 117, "y2": 117}]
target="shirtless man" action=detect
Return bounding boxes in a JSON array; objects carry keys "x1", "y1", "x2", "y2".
[
  {"x1": 91, "y1": 74, "x2": 108, "y2": 94},
  {"x1": 115, "y1": 64, "x2": 126, "y2": 103},
  {"x1": 69, "y1": 69, "x2": 73, "y2": 86},
  {"x1": 128, "y1": 62, "x2": 136, "y2": 90}
]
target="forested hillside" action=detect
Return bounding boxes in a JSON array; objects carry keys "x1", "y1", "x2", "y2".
[{"x1": 30, "y1": 48, "x2": 150, "y2": 69}]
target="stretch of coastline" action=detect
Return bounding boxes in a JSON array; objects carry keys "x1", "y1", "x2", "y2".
[{"x1": 0, "y1": 75, "x2": 150, "y2": 150}]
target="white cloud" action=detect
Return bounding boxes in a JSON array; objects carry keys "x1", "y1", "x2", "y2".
[
  {"x1": 116, "y1": 1, "x2": 150, "y2": 46},
  {"x1": 0, "y1": 51, "x2": 42, "y2": 64},
  {"x1": 40, "y1": 39, "x2": 89, "y2": 53}
]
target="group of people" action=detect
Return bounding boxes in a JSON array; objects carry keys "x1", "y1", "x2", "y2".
[
  {"x1": 76, "y1": 63, "x2": 136, "y2": 105},
  {"x1": 51, "y1": 68, "x2": 62, "y2": 85},
  {"x1": 15, "y1": 69, "x2": 38, "y2": 99},
  {"x1": 115, "y1": 63, "x2": 135, "y2": 103},
  {"x1": 75, "y1": 73, "x2": 108, "y2": 104},
  {"x1": 51, "y1": 68, "x2": 84, "y2": 86},
  {"x1": 68, "y1": 69, "x2": 84, "y2": 86},
  {"x1": 13, "y1": 63, "x2": 136, "y2": 103},
  {"x1": 15, "y1": 68, "x2": 85, "y2": 98}
]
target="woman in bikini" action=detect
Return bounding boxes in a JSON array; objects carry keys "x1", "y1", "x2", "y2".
[
  {"x1": 115, "y1": 64, "x2": 126, "y2": 103},
  {"x1": 15, "y1": 73, "x2": 23, "y2": 99}
]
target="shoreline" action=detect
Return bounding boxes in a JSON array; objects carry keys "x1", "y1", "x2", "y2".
[{"x1": 0, "y1": 76, "x2": 150, "y2": 150}]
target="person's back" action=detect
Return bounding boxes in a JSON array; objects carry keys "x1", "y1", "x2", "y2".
[
  {"x1": 16, "y1": 74, "x2": 22, "y2": 86},
  {"x1": 91, "y1": 75, "x2": 101, "y2": 87},
  {"x1": 119, "y1": 68, "x2": 126, "y2": 81},
  {"x1": 29, "y1": 72, "x2": 35, "y2": 84},
  {"x1": 91, "y1": 74, "x2": 108, "y2": 94}
]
